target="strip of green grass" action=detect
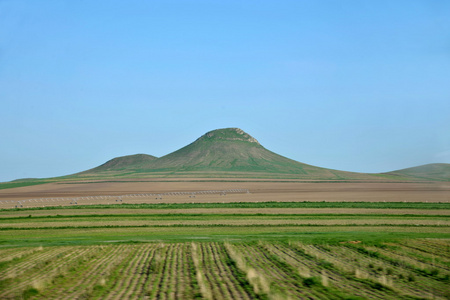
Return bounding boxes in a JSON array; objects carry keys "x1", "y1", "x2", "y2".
[
  {"x1": 1, "y1": 226, "x2": 448, "y2": 247},
  {"x1": 1, "y1": 224, "x2": 449, "y2": 230},
  {"x1": 0, "y1": 180, "x2": 50, "y2": 190}
]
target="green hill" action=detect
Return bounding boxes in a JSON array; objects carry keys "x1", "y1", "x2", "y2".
[
  {"x1": 78, "y1": 128, "x2": 376, "y2": 180},
  {"x1": 384, "y1": 163, "x2": 450, "y2": 181},
  {"x1": 85, "y1": 154, "x2": 158, "y2": 172},
  {"x1": 2, "y1": 128, "x2": 448, "y2": 185}
]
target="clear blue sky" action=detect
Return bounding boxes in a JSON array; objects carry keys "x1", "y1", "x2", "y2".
[{"x1": 1, "y1": 0, "x2": 449, "y2": 182}]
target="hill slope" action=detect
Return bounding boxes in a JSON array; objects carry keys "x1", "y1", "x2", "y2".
[
  {"x1": 2, "y1": 128, "x2": 448, "y2": 184},
  {"x1": 83, "y1": 154, "x2": 158, "y2": 173},
  {"x1": 384, "y1": 163, "x2": 450, "y2": 181},
  {"x1": 147, "y1": 128, "x2": 347, "y2": 177},
  {"x1": 80, "y1": 128, "x2": 376, "y2": 179}
]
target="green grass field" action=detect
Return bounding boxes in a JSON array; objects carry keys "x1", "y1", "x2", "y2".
[
  {"x1": 3, "y1": 201, "x2": 450, "y2": 211},
  {"x1": 0, "y1": 202, "x2": 448, "y2": 299}
]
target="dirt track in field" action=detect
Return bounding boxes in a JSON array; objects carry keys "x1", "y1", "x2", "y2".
[{"x1": 0, "y1": 180, "x2": 449, "y2": 205}]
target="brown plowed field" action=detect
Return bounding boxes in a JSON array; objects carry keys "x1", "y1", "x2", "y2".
[{"x1": 0, "y1": 180, "x2": 448, "y2": 204}]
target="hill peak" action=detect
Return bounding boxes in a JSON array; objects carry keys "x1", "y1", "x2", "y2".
[{"x1": 198, "y1": 128, "x2": 260, "y2": 145}]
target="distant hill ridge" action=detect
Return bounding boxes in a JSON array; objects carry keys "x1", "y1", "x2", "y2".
[
  {"x1": 385, "y1": 163, "x2": 450, "y2": 181},
  {"x1": 78, "y1": 127, "x2": 449, "y2": 181}
]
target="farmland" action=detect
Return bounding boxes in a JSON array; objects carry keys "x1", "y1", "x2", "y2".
[
  {"x1": 0, "y1": 181, "x2": 449, "y2": 299},
  {"x1": 0, "y1": 239, "x2": 449, "y2": 299}
]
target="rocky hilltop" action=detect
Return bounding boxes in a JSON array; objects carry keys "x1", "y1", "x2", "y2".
[{"x1": 201, "y1": 128, "x2": 260, "y2": 144}]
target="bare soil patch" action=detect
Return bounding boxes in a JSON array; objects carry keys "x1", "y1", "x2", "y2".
[
  {"x1": 1, "y1": 208, "x2": 448, "y2": 218},
  {"x1": 0, "y1": 181, "x2": 448, "y2": 204}
]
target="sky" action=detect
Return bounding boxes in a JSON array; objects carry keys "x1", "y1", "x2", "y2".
[{"x1": 1, "y1": 0, "x2": 449, "y2": 182}]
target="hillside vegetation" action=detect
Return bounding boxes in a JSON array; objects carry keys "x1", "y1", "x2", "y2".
[
  {"x1": 385, "y1": 163, "x2": 450, "y2": 181},
  {"x1": 77, "y1": 128, "x2": 390, "y2": 180},
  {"x1": 2, "y1": 128, "x2": 448, "y2": 185}
]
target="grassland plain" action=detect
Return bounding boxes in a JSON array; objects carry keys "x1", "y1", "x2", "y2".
[{"x1": 0, "y1": 201, "x2": 449, "y2": 299}]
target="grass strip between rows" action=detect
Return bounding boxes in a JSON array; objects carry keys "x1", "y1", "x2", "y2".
[
  {"x1": 1, "y1": 224, "x2": 449, "y2": 230},
  {"x1": 1, "y1": 213, "x2": 449, "y2": 221}
]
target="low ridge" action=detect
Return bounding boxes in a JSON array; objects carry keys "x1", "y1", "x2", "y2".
[
  {"x1": 84, "y1": 154, "x2": 157, "y2": 173},
  {"x1": 385, "y1": 163, "x2": 450, "y2": 181}
]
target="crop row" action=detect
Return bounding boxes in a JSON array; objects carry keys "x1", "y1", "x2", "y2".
[
  {"x1": 2, "y1": 213, "x2": 447, "y2": 228},
  {"x1": 0, "y1": 240, "x2": 448, "y2": 299},
  {"x1": 2, "y1": 201, "x2": 449, "y2": 212}
]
